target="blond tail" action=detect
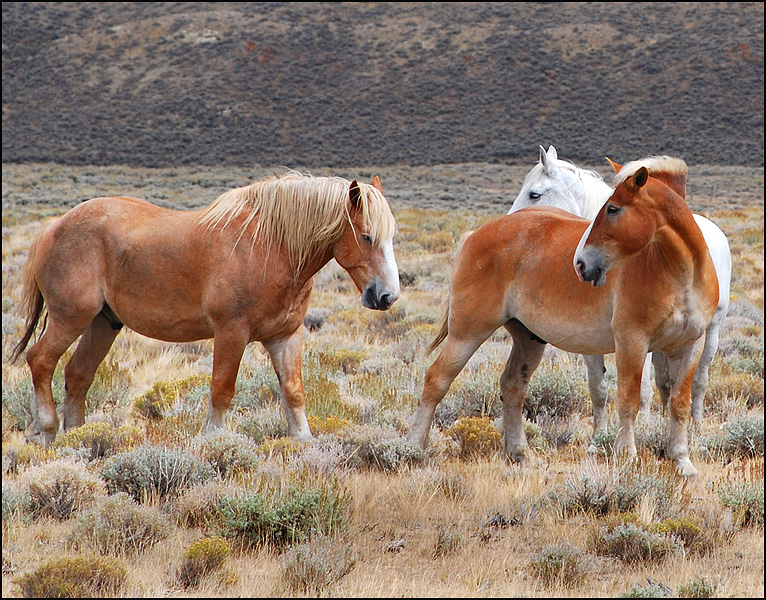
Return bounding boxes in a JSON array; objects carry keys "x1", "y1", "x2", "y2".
[{"x1": 9, "y1": 227, "x2": 48, "y2": 363}]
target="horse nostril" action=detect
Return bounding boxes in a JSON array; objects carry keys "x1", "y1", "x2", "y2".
[
  {"x1": 576, "y1": 259, "x2": 585, "y2": 276},
  {"x1": 379, "y1": 293, "x2": 393, "y2": 309}
]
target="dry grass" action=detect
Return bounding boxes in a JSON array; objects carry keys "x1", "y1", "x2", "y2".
[{"x1": 2, "y1": 163, "x2": 763, "y2": 598}]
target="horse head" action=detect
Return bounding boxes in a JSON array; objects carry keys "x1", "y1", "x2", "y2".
[
  {"x1": 510, "y1": 146, "x2": 606, "y2": 219},
  {"x1": 573, "y1": 166, "x2": 661, "y2": 286},
  {"x1": 333, "y1": 177, "x2": 400, "y2": 310}
]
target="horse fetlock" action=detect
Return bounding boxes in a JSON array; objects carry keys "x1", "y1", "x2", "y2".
[
  {"x1": 405, "y1": 427, "x2": 430, "y2": 450},
  {"x1": 57, "y1": 404, "x2": 85, "y2": 432},
  {"x1": 614, "y1": 430, "x2": 637, "y2": 458},
  {"x1": 503, "y1": 438, "x2": 528, "y2": 464},
  {"x1": 25, "y1": 418, "x2": 58, "y2": 448}
]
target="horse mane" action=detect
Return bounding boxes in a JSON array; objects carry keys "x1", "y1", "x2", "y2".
[
  {"x1": 523, "y1": 158, "x2": 610, "y2": 214},
  {"x1": 198, "y1": 171, "x2": 396, "y2": 273},
  {"x1": 613, "y1": 156, "x2": 688, "y2": 187}
]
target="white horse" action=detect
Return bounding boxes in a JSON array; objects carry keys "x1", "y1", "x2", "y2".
[{"x1": 509, "y1": 146, "x2": 731, "y2": 432}]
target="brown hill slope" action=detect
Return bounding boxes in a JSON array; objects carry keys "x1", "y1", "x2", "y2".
[{"x1": 2, "y1": 2, "x2": 763, "y2": 168}]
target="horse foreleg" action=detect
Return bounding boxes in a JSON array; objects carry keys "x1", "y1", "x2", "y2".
[
  {"x1": 613, "y1": 341, "x2": 649, "y2": 461},
  {"x1": 406, "y1": 334, "x2": 487, "y2": 449},
  {"x1": 665, "y1": 337, "x2": 706, "y2": 476},
  {"x1": 499, "y1": 321, "x2": 546, "y2": 463},
  {"x1": 61, "y1": 313, "x2": 120, "y2": 431},
  {"x1": 203, "y1": 328, "x2": 249, "y2": 433},
  {"x1": 582, "y1": 354, "x2": 608, "y2": 447},
  {"x1": 263, "y1": 329, "x2": 312, "y2": 441}
]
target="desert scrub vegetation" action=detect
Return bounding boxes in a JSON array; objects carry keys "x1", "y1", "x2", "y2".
[
  {"x1": 1, "y1": 163, "x2": 763, "y2": 597},
  {"x1": 14, "y1": 555, "x2": 128, "y2": 598}
]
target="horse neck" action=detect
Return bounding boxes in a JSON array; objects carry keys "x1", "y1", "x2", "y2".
[
  {"x1": 648, "y1": 191, "x2": 715, "y2": 285},
  {"x1": 581, "y1": 173, "x2": 613, "y2": 220}
]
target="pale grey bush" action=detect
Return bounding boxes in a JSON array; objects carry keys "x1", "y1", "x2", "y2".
[
  {"x1": 68, "y1": 492, "x2": 170, "y2": 556},
  {"x1": 20, "y1": 458, "x2": 105, "y2": 521},
  {"x1": 102, "y1": 444, "x2": 214, "y2": 502}
]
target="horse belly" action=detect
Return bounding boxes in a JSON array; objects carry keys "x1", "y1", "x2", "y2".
[
  {"x1": 521, "y1": 314, "x2": 615, "y2": 355},
  {"x1": 507, "y1": 276, "x2": 615, "y2": 355}
]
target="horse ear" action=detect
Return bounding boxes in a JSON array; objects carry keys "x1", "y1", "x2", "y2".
[
  {"x1": 540, "y1": 145, "x2": 559, "y2": 174},
  {"x1": 606, "y1": 157, "x2": 623, "y2": 173},
  {"x1": 370, "y1": 175, "x2": 383, "y2": 192},
  {"x1": 631, "y1": 167, "x2": 649, "y2": 189},
  {"x1": 349, "y1": 179, "x2": 362, "y2": 209}
]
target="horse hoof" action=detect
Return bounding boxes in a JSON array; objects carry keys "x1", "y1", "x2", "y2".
[
  {"x1": 25, "y1": 424, "x2": 57, "y2": 448},
  {"x1": 675, "y1": 458, "x2": 699, "y2": 477}
]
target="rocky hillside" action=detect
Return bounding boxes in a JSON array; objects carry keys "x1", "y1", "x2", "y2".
[{"x1": 2, "y1": 2, "x2": 763, "y2": 168}]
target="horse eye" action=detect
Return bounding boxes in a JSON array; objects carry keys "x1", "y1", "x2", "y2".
[
  {"x1": 361, "y1": 234, "x2": 372, "y2": 244},
  {"x1": 606, "y1": 204, "x2": 622, "y2": 216},
  {"x1": 529, "y1": 192, "x2": 541, "y2": 201}
]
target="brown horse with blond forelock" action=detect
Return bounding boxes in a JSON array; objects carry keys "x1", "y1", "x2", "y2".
[
  {"x1": 407, "y1": 156, "x2": 718, "y2": 476},
  {"x1": 11, "y1": 172, "x2": 400, "y2": 448}
]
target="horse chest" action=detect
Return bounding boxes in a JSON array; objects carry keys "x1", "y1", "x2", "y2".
[{"x1": 653, "y1": 301, "x2": 707, "y2": 351}]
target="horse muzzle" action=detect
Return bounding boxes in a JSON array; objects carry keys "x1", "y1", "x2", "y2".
[
  {"x1": 574, "y1": 247, "x2": 609, "y2": 287},
  {"x1": 362, "y1": 281, "x2": 400, "y2": 310}
]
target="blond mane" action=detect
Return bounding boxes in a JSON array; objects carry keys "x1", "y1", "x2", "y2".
[
  {"x1": 198, "y1": 172, "x2": 396, "y2": 273},
  {"x1": 613, "y1": 155, "x2": 688, "y2": 186}
]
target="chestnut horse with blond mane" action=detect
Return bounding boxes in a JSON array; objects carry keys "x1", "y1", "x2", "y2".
[
  {"x1": 11, "y1": 172, "x2": 400, "y2": 447},
  {"x1": 407, "y1": 156, "x2": 718, "y2": 476}
]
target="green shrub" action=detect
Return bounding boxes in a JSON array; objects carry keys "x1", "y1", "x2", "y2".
[
  {"x1": 549, "y1": 462, "x2": 685, "y2": 520},
  {"x1": 15, "y1": 555, "x2": 127, "y2": 598},
  {"x1": 718, "y1": 415, "x2": 764, "y2": 459},
  {"x1": 194, "y1": 430, "x2": 260, "y2": 478},
  {"x1": 555, "y1": 470, "x2": 612, "y2": 516},
  {"x1": 524, "y1": 368, "x2": 588, "y2": 421},
  {"x1": 652, "y1": 516, "x2": 710, "y2": 555},
  {"x1": 68, "y1": 492, "x2": 170, "y2": 556},
  {"x1": 218, "y1": 478, "x2": 350, "y2": 550},
  {"x1": 20, "y1": 458, "x2": 104, "y2": 521},
  {"x1": 133, "y1": 375, "x2": 211, "y2": 420},
  {"x1": 177, "y1": 537, "x2": 231, "y2": 588},
  {"x1": 2, "y1": 482, "x2": 27, "y2": 529},
  {"x1": 619, "y1": 580, "x2": 673, "y2": 598},
  {"x1": 528, "y1": 544, "x2": 589, "y2": 588},
  {"x1": 678, "y1": 575, "x2": 717, "y2": 598},
  {"x1": 590, "y1": 521, "x2": 682, "y2": 565},
  {"x1": 54, "y1": 422, "x2": 142, "y2": 461},
  {"x1": 102, "y1": 444, "x2": 215, "y2": 502},
  {"x1": 354, "y1": 437, "x2": 425, "y2": 473},
  {"x1": 718, "y1": 481, "x2": 764, "y2": 527},
  {"x1": 281, "y1": 535, "x2": 357, "y2": 594}
]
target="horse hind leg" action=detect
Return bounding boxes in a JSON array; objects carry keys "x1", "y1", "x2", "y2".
[
  {"x1": 263, "y1": 329, "x2": 312, "y2": 441},
  {"x1": 25, "y1": 316, "x2": 93, "y2": 447},
  {"x1": 406, "y1": 331, "x2": 492, "y2": 449},
  {"x1": 582, "y1": 354, "x2": 608, "y2": 453},
  {"x1": 690, "y1": 320, "x2": 722, "y2": 423},
  {"x1": 60, "y1": 311, "x2": 122, "y2": 432},
  {"x1": 498, "y1": 320, "x2": 546, "y2": 463}
]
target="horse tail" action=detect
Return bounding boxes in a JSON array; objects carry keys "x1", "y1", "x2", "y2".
[
  {"x1": 9, "y1": 227, "x2": 48, "y2": 363},
  {"x1": 425, "y1": 229, "x2": 474, "y2": 357},
  {"x1": 425, "y1": 299, "x2": 449, "y2": 357}
]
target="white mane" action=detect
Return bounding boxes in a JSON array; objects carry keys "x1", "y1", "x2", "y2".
[{"x1": 511, "y1": 146, "x2": 611, "y2": 220}]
